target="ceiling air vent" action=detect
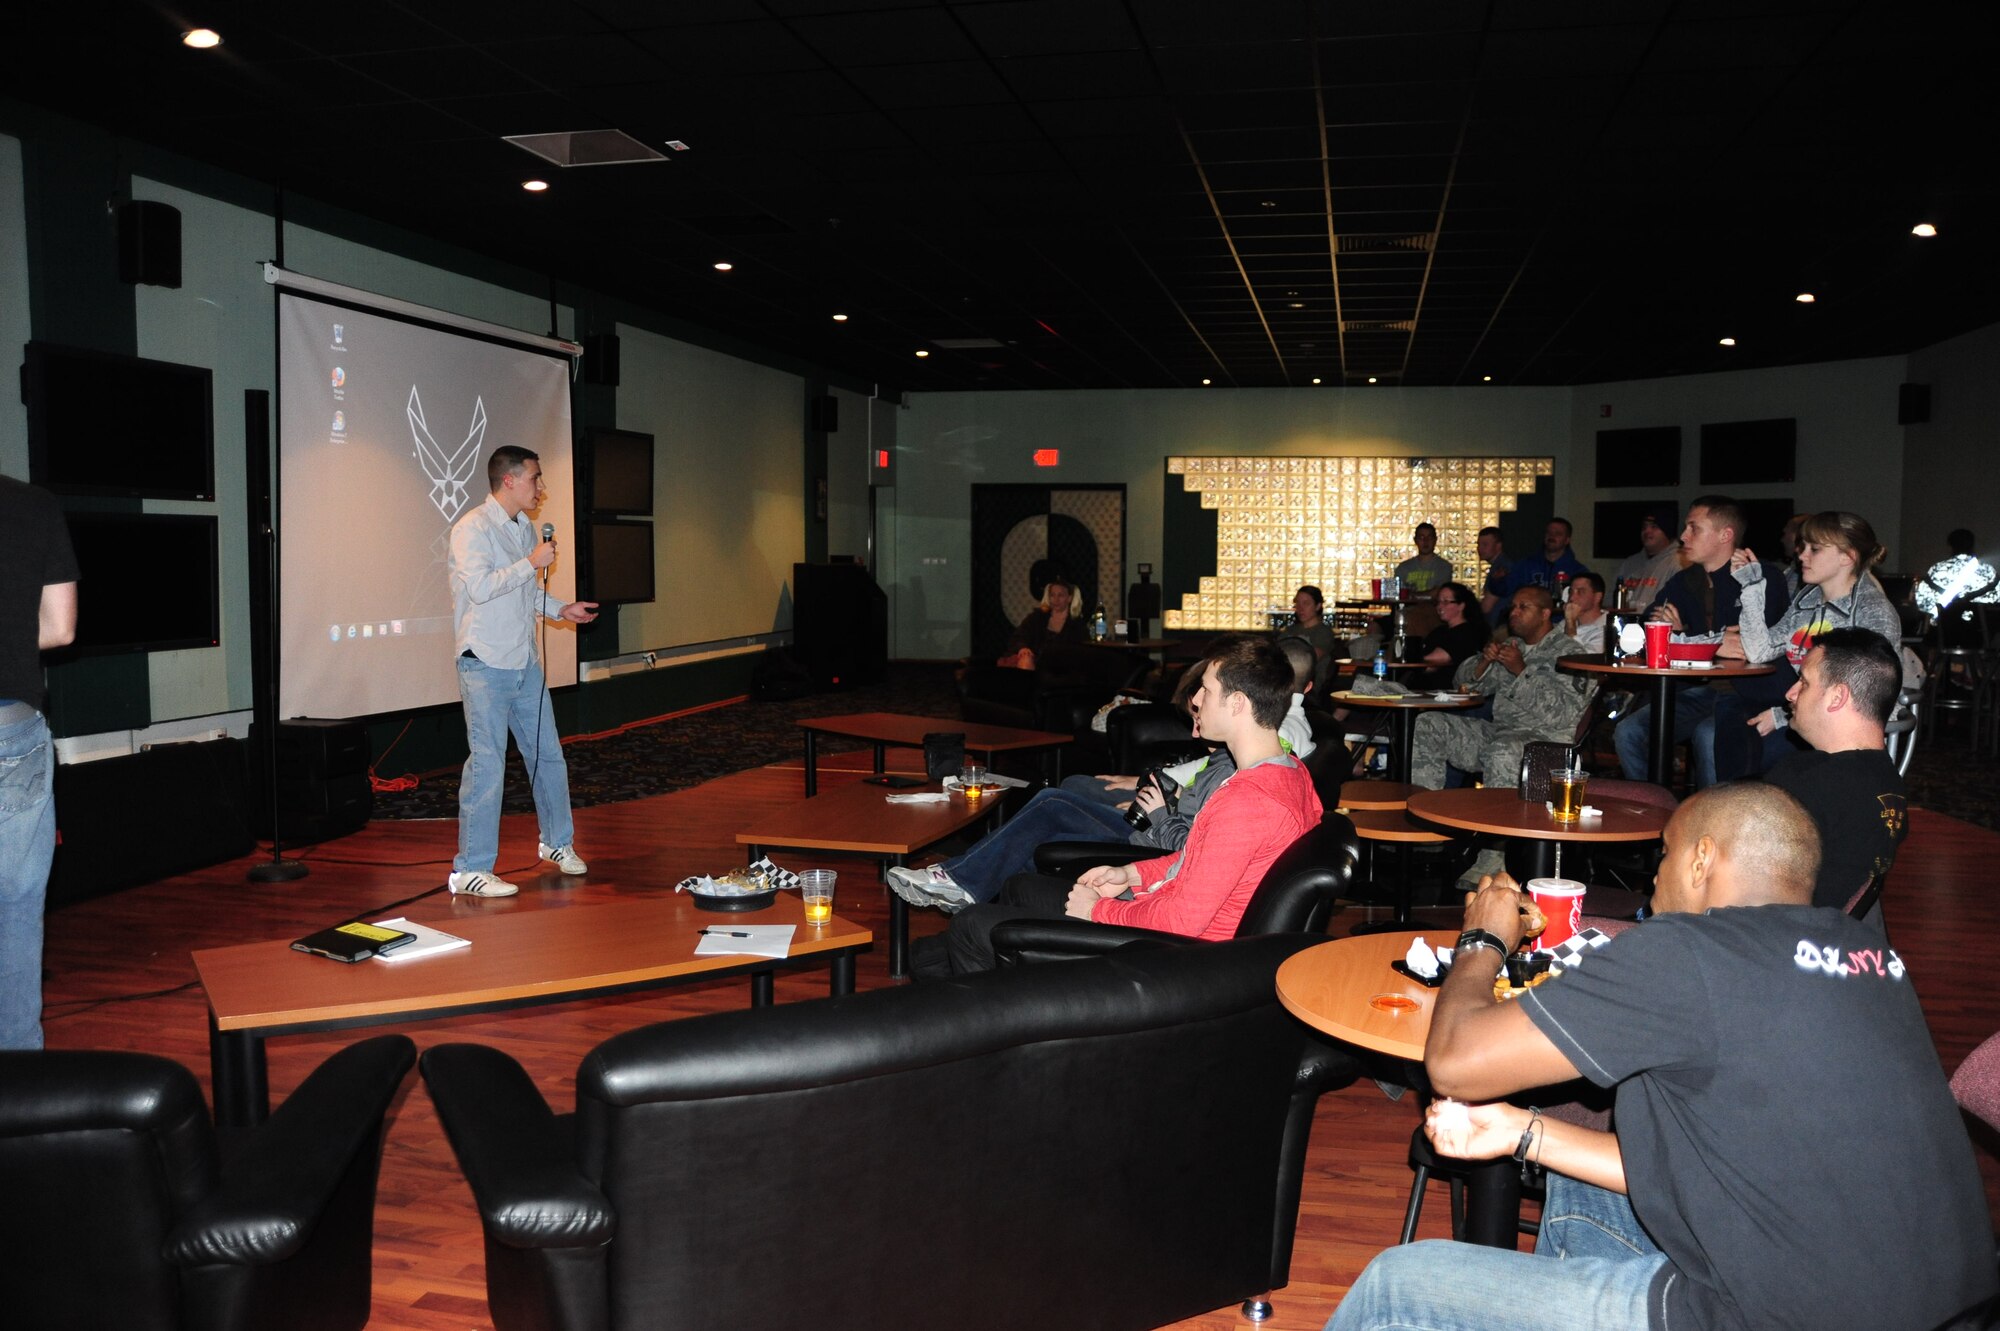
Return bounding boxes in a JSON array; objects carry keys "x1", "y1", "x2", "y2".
[
  {"x1": 1336, "y1": 234, "x2": 1434, "y2": 253},
  {"x1": 1340, "y1": 320, "x2": 1417, "y2": 333},
  {"x1": 503, "y1": 130, "x2": 666, "y2": 167}
]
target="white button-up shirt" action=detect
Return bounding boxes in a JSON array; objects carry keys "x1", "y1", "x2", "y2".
[{"x1": 449, "y1": 495, "x2": 564, "y2": 669}]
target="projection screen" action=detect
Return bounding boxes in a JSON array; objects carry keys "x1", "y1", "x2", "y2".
[{"x1": 277, "y1": 289, "x2": 576, "y2": 718}]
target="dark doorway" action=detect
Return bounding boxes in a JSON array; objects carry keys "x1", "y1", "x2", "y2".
[{"x1": 970, "y1": 484, "x2": 1126, "y2": 661}]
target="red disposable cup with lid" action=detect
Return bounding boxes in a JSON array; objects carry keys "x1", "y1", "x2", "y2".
[{"x1": 1525, "y1": 878, "x2": 1587, "y2": 952}]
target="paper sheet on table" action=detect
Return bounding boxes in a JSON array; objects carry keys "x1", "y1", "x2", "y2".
[
  {"x1": 693, "y1": 924, "x2": 796, "y2": 958},
  {"x1": 370, "y1": 917, "x2": 472, "y2": 963},
  {"x1": 886, "y1": 792, "x2": 950, "y2": 804}
]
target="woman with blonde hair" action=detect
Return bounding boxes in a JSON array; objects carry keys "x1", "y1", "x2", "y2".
[
  {"x1": 1721, "y1": 510, "x2": 1902, "y2": 774},
  {"x1": 997, "y1": 577, "x2": 1085, "y2": 670}
]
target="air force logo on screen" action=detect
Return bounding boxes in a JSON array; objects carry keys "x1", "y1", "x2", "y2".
[{"x1": 408, "y1": 386, "x2": 487, "y2": 519}]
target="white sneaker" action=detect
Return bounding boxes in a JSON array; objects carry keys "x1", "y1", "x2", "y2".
[
  {"x1": 539, "y1": 841, "x2": 588, "y2": 875},
  {"x1": 885, "y1": 863, "x2": 973, "y2": 913},
  {"x1": 448, "y1": 870, "x2": 519, "y2": 898}
]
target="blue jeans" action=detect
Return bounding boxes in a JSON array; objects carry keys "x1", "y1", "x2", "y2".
[
  {"x1": 1329, "y1": 1175, "x2": 1666, "y2": 1331},
  {"x1": 941, "y1": 787, "x2": 1133, "y2": 903},
  {"x1": 1614, "y1": 684, "x2": 1723, "y2": 787},
  {"x1": 0, "y1": 712, "x2": 57, "y2": 1050},
  {"x1": 455, "y1": 656, "x2": 574, "y2": 875}
]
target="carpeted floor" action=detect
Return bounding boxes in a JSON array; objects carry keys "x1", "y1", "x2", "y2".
[
  {"x1": 374, "y1": 660, "x2": 1999, "y2": 832},
  {"x1": 372, "y1": 662, "x2": 966, "y2": 821}
]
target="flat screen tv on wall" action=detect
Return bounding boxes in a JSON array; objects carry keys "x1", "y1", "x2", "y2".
[
  {"x1": 59, "y1": 511, "x2": 221, "y2": 655},
  {"x1": 23, "y1": 342, "x2": 216, "y2": 501}
]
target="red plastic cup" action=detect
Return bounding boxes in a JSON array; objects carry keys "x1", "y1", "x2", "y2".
[
  {"x1": 1371, "y1": 578, "x2": 1383, "y2": 599},
  {"x1": 1643, "y1": 620, "x2": 1671, "y2": 668},
  {"x1": 1526, "y1": 878, "x2": 1587, "y2": 951}
]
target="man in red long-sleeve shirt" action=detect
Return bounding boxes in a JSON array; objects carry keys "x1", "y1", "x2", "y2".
[{"x1": 918, "y1": 636, "x2": 1322, "y2": 975}]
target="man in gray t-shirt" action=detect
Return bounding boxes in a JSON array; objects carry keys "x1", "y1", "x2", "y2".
[{"x1": 1393, "y1": 522, "x2": 1453, "y2": 594}]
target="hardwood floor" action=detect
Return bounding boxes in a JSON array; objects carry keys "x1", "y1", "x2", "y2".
[{"x1": 41, "y1": 767, "x2": 2000, "y2": 1330}]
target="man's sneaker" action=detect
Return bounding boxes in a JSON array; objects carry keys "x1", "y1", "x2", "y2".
[
  {"x1": 885, "y1": 863, "x2": 973, "y2": 913},
  {"x1": 448, "y1": 870, "x2": 519, "y2": 898},
  {"x1": 539, "y1": 841, "x2": 588, "y2": 875}
]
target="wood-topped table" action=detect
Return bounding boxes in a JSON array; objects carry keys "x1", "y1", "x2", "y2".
[
  {"x1": 1327, "y1": 689, "x2": 1486, "y2": 783},
  {"x1": 1407, "y1": 786, "x2": 1670, "y2": 881},
  {"x1": 193, "y1": 891, "x2": 869, "y2": 1127},
  {"x1": 795, "y1": 712, "x2": 1072, "y2": 796},
  {"x1": 1558, "y1": 657, "x2": 1777, "y2": 786},
  {"x1": 737, "y1": 778, "x2": 1001, "y2": 977}
]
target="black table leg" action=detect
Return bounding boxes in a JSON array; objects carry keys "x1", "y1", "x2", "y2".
[
  {"x1": 1505, "y1": 838, "x2": 1558, "y2": 881},
  {"x1": 1350, "y1": 840, "x2": 1419, "y2": 934},
  {"x1": 803, "y1": 731, "x2": 819, "y2": 797},
  {"x1": 1390, "y1": 709, "x2": 1420, "y2": 784},
  {"x1": 886, "y1": 854, "x2": 909, "y2": 978},
  {"x1": 210, "y1": 1015, "x2": 268, "y2": 1128},
  {"x1": 871, "y1": 741, "x2": 886, "y2": 774},
  {"x1": 750, "y1": 971, "x2": 773, "y2": 1007},
  {"x1": 829, "y1": 953, "x2": 855, "y2": 995},
  {"x1": 1647, "y1": 676, "x2": 1676, "y2": 787}
]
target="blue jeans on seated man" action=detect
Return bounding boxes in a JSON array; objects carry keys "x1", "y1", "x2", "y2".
[
  {"x1": 0, "y1": 712, "x2": 57, "y2": 1050},
  {"x1": 939, "y1": 786, "x2": 1134, "y2": 903},
  {"x1": 1328, "y1": 1173, "x2": 1667, "y2": 1331},
  {"x1": 1614, "y1": 684, "x2": 1724, "y2": 788},
  {"x1": 455, "y1": 655, "x2": 574, "y2": 875}
]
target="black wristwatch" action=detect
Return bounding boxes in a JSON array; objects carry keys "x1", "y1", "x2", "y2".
[{"x1": 1454, "y1": 928, "x2": 1509, "y2": 961}]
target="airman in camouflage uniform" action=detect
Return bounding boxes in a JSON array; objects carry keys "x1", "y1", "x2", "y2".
[{"x1": 1410, "y1": 585, "x2": 1595, "y2": 789}]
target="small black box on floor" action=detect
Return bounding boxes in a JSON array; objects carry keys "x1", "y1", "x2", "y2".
[
  {"x1": 250, "y1": 719, "x2": 373, "y2": 846},
  {"x1": 50, "y1": 737, "x2": 252, "y2": 907}
]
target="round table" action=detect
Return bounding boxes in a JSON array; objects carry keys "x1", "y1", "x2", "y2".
[
  {"x1": 1558, "y1": 657, "x2": 1776, "y2": 786},
  {"x1": 1328, "y1": 689, "x2": 1485, "y2": 784},
  {"x1": 1344, "y1": 809, "x2": 1455, "y2": 933},
  {"x1": 1276, "y1": 933, "x2": 1524, "y2": 1247},
  {"x1": 1406, "y1": 786, "x2": 1670, "y2": 880}
]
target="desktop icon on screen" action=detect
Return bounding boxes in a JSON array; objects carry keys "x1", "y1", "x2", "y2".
[{"x1": 331, "y1": 366, "x2": 346, "y2": 389}]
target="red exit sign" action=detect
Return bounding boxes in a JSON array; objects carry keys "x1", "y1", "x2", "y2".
[{"x1": 1032, "y1": 448, "x2": 1060, "y2": 467}]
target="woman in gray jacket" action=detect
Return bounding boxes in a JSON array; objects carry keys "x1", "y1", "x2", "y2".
[{"x1": 1726, "y1": 511, "x2": 1903, "y2": 770}]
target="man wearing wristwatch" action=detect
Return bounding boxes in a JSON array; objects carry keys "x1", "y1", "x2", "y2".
[{"x1": 1327, "y1": 782, "x2": 1993, "y2": 1331}]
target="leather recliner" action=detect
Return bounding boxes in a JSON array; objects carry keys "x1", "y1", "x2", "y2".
[
  {"x1": 0, "y1": 1033, "x2": 416, "y2": 1331},
  {"x1": 1005, "y1": 811, "x2": 1361, "y2": 963},
  {"x1": 421, "y1": 934, "x2": 1358, "y2": 1331}
]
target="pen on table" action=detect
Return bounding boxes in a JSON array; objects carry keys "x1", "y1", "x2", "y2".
[{"x1": 702, "y1": 928, "x2": 752, "y2": 938}]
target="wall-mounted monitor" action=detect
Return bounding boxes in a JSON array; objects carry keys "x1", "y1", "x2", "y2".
[
  {"x1": 1736, "y1": 498, "x2": 1798, "y2": 556},
  {"x1": 1700, "y1": 418, "x2": 1796, "y2": 485},
  {"x1": 60, "y1": 511, "x2": 221, "y2": 654},
  {"x1": 1594, "y1": 426, "x2": 1681, "y2": 488},
  {"x1": 1592, "y1": 499, "x2": 1680, "y2": 560},
  {"x1": 583, "y1": 427, "x2": 654, "y2": 516},
  {"x1": 587, "y1": 519, "x2": 655, "y2": 605},
  {"x1": 23, "y1": 342, "x2": 215, "y2": 500}
]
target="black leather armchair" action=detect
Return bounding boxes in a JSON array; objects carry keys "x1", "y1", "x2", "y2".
[
  {"x1": 1000, "y1": 811, "x2": 1361, "y2": 964},
  {"x1": 0, "y1": 1033, "x2": 415, "y2": 1331},
  {"x1": 422, "y1": 935, "x2": 1359, "y2": 1331}
]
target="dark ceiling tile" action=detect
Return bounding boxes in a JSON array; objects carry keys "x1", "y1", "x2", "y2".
[
  {"x1": 1153, "y1": 41, "x2": 1316, "y2": 95},
  {"x1": 630, "y1": 21, "x2": 823, "y2": 75},
  {"x1": 785, "y1": 8, "x2": 980, "y2": 67},
  {"x1": 845, "y1": 59, "x2": 1013, "y2": 108},
  {"x1": 479, "y1": 34, "x2": 674, "y2": 89},
  {"x1": 433, "y1": 89, "x2": 606, "y2": 136},
  {"x1": 994, "y1": 50, "x2": 1159, "y2": 101},
  {"x1": 336, "y1": 46, "x2": 537, "y2": 100},
  {"x1": 1480, "y1": 22, "x2": 1660, "y2": 78},
  {"x1": 955, "y1": 0, "x2": 1142, "y2": 57},
  {"x1": 1319, "y1": 81, "x2": 1474, "y2": 124},
  {"x1": 1133, "y1": 0, "x2": 1315, "y2": 46},
  {"x1": 1029, "y1": 96, "x2": 1177, "y2": 140},
  {"x1": 594, "y1": 0, "x2": 772, "y2": 25},
  {"x1": 1317, "y1": 31, "x2": 1486, "y2": 84},
  {"x1": 893, "y1": 102, "x2": 1046, "y2": 146}
]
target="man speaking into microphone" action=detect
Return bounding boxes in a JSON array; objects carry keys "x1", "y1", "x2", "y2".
[{"x1": 445, "y1": 445, "x2": 598, "y2": 897}]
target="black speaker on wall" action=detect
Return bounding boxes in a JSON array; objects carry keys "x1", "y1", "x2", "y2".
[
  {"x1": 249, "y1": 718, "x2": 373, "y2": 847},
  {"x1": 582, "y1": 332, "x2": 620, "y2": 386},
  {"x1": 793, "y1": 562, "x2": 886, "y2": 688},
  {"x1": 117, "y1": 199, "x2": 182, "y2": 288},
  {"x1": 1899, "y1": 383, "x2": 1932, "y2": 425},
  {"x1": 811, "y1": 394, "x2": 839, "y2": 433}
]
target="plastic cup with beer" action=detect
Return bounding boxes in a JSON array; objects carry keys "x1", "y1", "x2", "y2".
[
  {"x1": 1643, "y1": 620, "x2": 1672, "y2": 668},
  {"x1": 1525, "y1": 878, "x2": 1587, "y2": 952},
  {"x1": 800, "y1": 870, "x2": 836, "y2": 927},
  {"x1": 959, "y1": 761, "x2": 987, "y2": 800},
  {"x1": 1551, "y1": 766, "x2": 1588, "y2": 823}
]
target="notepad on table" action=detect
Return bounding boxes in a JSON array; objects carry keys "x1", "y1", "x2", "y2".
[{"x1": 369, "y1": 917, "x2": 472, "y2": 963}]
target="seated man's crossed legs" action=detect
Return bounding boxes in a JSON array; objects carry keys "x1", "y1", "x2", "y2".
[
  {"x1": 1410, "y1": 713, "x2": 1534, "y2": 792},
  {"x1": 908, "y1": 872, "x2": 1074, "y2": 978},
  {"x1": 886, "y1": 786, "x2": 1130, "y2": 912}
]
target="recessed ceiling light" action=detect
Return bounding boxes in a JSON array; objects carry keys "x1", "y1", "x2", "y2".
[
  {"x1": 1795, "y1": 292, "x2": 1816, "y2": 303},
  {"x1": 521, "y1": 179, "x2": 549, "y2": 192},
  {"x1": 1288, "y1": 302, "x2": 1305, "y2": 309},
  {"x1": 1260, "y1": 200, "x2": 1277, "y2": 209},
  {"x1": 1483, "y1": 375, "x2": 1493, "y2": 382},
  {"x1": 1913, "y1": 222, "x2": 1938, "y2": 238},
  {"x1": 182, "y1": 28, "x2": 222, "y2": 49},
  {"x1": 1311, "y1": 377, "x2": 1321, "y2": 385},
  {"x1": 1201, "y1": 378, "x2": 1212, "y2": 386},
  {"x1": 712, "y1": 261, "x2": 733, "y2": 272},
  {"x1": 1719, "y1": 337, "x2": 1737, "y2": 347},
  {"x1": 1367, "y1": 376, "x2": 1378, "y2": 384},
  {"x1": 914, "y1": 349, "x2": 930, "y2": 358},
  {"x1": 831, "y1": 313, "x2": 848, "y2": 322}
]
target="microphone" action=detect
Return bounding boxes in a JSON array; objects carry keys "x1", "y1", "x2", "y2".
[{"x1": 541, "y1": 522, "x2": 555, "y2": 546}]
